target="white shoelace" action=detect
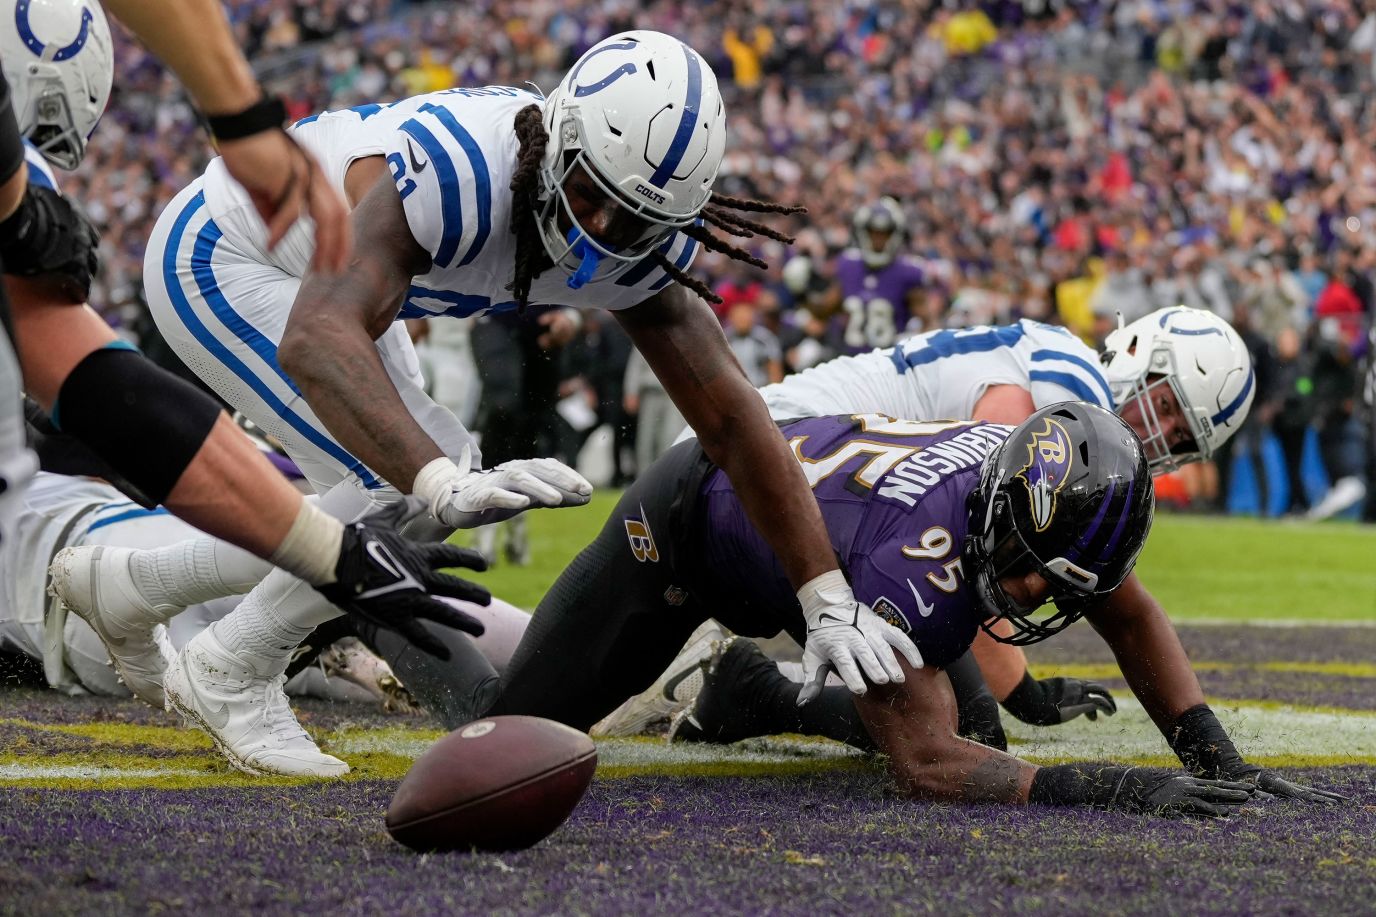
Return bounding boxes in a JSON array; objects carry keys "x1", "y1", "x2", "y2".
[{"x1": 260, "y1": 674, "x2": 311, "y2": 744}]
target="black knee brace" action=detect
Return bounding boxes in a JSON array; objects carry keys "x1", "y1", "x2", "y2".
[{"x1": 52, "y1": 342, "x2": 222, "y2": 504}]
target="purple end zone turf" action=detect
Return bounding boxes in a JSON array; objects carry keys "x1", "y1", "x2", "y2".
[{"x1": 1, "y1": 771, "x2": 1372, "y2": 915}]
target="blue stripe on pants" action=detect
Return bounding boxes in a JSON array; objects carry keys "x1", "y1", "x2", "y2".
[{"x1": 162, "y1": 191, "x2": 383, "y2": 489}]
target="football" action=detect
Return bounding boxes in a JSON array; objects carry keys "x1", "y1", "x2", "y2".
[{"x1": 385, "y1": 716, "x2": 598, "y2": 853}]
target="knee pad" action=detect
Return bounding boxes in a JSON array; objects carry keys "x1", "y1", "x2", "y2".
[{"x1": 52, "y1": 342, "x2": 222, "y2": 504}]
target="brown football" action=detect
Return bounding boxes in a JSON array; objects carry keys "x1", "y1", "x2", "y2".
[{"x1": 385, "y1": 715, "x2": 597, "y2": 853}]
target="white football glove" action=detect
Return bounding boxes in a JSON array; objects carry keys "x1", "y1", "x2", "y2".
[
  {"x1": 412, "y1": 445, "x2": 593, "y2": 529},
  {"x1": 797, "y1": 570, "x2": 923, "y2": 705}
]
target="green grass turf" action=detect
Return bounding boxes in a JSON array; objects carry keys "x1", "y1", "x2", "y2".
[
  {"x1": 452, "y1": 495, "x2": 1376, "y2": 622},
  {"x1": 1134, "y1": 514, "x2": 1376, "y2": 621}
]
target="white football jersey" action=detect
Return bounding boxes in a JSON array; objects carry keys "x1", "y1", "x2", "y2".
[
  {"x1": 762, "y1": 320, "x2": 1114, "y2": 422},
  {"x1": 199, "y1": 87, "x2": 698, "y2": 319}
]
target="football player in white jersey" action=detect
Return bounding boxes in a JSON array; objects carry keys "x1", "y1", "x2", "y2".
[
  {"x1": 4, "y1": 0, "x2": 487, "y2": 724},
  {"x1": 122, "y1": 31, "x2": 917, "y2": 777},
  {"x1": 3, "y1": 470, "x2": 520, "y2": 708}
]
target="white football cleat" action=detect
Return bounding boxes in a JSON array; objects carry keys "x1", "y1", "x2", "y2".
[
  {"x1": 49, "y1": 545, "x2": 178, "y2": 708},
  {"x1": 164, "y1": 630, "x2": 350, "y2": 778},
  {"x1": 590, "y1": 619, "x2": 727, "y2": 737}
]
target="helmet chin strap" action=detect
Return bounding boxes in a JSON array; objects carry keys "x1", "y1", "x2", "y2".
[{"x1": 564, "y1": 227, "x2": 602, "y2": 289}]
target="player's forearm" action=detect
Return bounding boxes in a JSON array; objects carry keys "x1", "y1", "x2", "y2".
[
  {"x1": 279, "y1": 317, "x2": 442, "y2": 490},
  {"x1": 164, "y1": 413, "x2": 310, "y2": 559},
  {"x1": 102, "y1": 0, "x2": 259, "y2": 116},
  {"x1": 618, "y1": 288, "x2": 839, "y2": 587},
  {"x1": 856, "y1": 666, "x2": 1035, "y2": 804},
  {"x1": 707, "y1": 396, "x2": 837, "y2": 586},
  {"x1": 1089, "y1": 575, "x2": 1205, "y2": 732}
]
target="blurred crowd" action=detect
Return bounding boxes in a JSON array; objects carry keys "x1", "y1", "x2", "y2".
[{"x1": 71, "y1": 0, "x2": 1376, "y2": 522}]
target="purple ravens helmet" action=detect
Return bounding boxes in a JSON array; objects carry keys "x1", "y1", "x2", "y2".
[{"x1": 965, "y1": 402, "x2": 1154, "y2": 645}]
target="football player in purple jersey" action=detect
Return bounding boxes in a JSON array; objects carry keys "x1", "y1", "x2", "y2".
[
  {"x1": 819, "y1": 198, "x2": 929, "y2": 354},
  {"x1": 426, "y1": 403, "x2": 1336, "y2": 814}
]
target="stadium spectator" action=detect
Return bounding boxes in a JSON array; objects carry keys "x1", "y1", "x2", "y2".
[
  {"x1": 724, "y1": 299, "x2": 783, "y2": 389},
  {"x1": 623, "y1": 347, "x2": 683, "y2": 479},
  {"x1": 69, "y1": 0, "x2": 1376, "y2": 518}
]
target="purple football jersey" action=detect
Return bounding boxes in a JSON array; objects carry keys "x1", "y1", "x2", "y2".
[
  {"x1": 831, "y1": 252, "x2": 927, "y2": 354},
  {"x1": 692, "y1": 414, "x2": 1012, "y2": 668}
]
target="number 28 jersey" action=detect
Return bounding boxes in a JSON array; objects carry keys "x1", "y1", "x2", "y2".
[
  {"x1": 832, "y1": 249, "x2": 926, "y2": 353},
  {"x1": 692, "y1": 414, "x2": 1012, "y2": 668}
]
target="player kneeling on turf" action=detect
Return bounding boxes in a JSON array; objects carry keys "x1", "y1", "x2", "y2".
[{"x1": 432, "y1": 403, "x2": 1316, "y2": 815}]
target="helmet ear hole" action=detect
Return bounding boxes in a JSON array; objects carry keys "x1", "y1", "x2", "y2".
[{"x1": 971, "y1": 402, "x2": 1154, "y2": 645}]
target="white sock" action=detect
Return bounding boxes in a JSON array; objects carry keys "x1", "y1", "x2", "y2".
[
  {"x1": 203, "y1": 565, "x2": 344, "y2": 672},
  {"x1": 129, "y1": 537, "x2": 272, "y2": 617},
  {"x1": 207, "y1": 589, "x2": 316, "y2": 675}
]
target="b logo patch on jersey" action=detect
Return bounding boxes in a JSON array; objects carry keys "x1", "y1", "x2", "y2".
[
  {"x1": 624, "y1": 504, "x2": 659, "y2": 563},
  {"x1": 871, "y1": 596, "x2": 911, "y2": 633},
  {"x1": 1015, "y1": 417, "x2": 1074, "y2": 531}
]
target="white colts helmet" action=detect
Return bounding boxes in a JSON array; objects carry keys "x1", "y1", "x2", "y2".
[
  {"x1": 1101, "y1": 306, "x2": 1255, "y2": 471},
  {"x1": 0, "y1": 0, "x2": 113, "y2": 170},
  {"x1": 538, "y1": 30, "x2": 726, "y2": 286}
]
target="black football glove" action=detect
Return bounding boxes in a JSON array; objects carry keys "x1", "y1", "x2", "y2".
[
  {"x1": 1032, "y1": 763, "x2": 1251, "y2": 817},
  {"x1": 1213, "y1": 764, "x2": 1347, "y2": 805},
  {"x1": 1001, "y1": 671, "x2": 1117, "y2": 726},
  {"x1": 0, "y1": 184, "x2": 99, "y2": 303},
  {"x1": 315, "y1": 497, "x2": 491, "y2": 660},
  {"x1": 1111, "y1": 768, "x2": 1255, "y2": 818},
  {"x1": 1168, "y1": 704, "x2": 1348, "y2": 805}
]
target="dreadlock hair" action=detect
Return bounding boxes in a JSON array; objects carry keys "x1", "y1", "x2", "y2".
[
  {"x1": 506, "y1": 102, "x2": 806, "y2": 307},
  {"x1": 654, "y1": 194, "x2": 807, "y2": 304},
  {"x1": 509, "y1": 104, "x2": 552, "y2": 311}
]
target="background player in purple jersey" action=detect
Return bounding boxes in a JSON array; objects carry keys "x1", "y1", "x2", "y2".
[
  {"x1": 821, "y1": 198, "x2": 928, "y2": 354},
  {"x1": 418, "y1": 403, "x2": 1332, "y2": 814}
]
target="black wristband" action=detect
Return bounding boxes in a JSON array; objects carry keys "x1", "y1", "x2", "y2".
[
  {"x1": 205, "y1": 95, "x2": 287, "y2": 142},
  {"x1": 1030, "y1": 763, "x2": 1124, "y2": 807},
  {"x1": 1031, "y1": 763, "x2": 1173, "y2": 811},
  {"x1": 1000, "y1": 671, "x2": 1045, "y2": 721},
  {"x1": 1166, "y1": 703, "x2": 1251, "y2": 777}
]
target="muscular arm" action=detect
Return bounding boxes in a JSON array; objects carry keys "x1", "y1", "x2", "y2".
[
  {"x1": 854, "y1": 656, "x2": 1036, "y2": 804},
  {"x1": 972, "y1": 384, "x2": 1037, "y2": 426},
  {"x1": 1085, "y1": 572, "x2": 1206, "y2": 732},
  {"x1": 277, "y1": 168, "x2": 440, "y2": 491},
  {"x1": 102, "y1": 0, "x2": 257, "y2": 115},
  {"x1": 615, "y1": 284, "x2": 839, "y2": 586}
]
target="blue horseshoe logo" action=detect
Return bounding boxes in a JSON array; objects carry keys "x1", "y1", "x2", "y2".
[
  {"x1": 569, "y1": 40, "x2": 638, "y2": 97},
  {"x1": 16, "y1": 0, "x2": 93, "y2": 63}
]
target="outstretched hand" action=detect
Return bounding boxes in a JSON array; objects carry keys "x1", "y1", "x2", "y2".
[{"x1": 315, "y1": 497, "x2": 491, "y2": 659}]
